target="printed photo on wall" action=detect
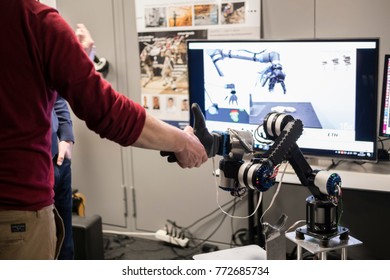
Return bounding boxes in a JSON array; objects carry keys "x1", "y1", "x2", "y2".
[
  {"x1": 144, "y1": 7, "x2": 167, "y2": 28},
  {"x1": 138, "y1": 29, "x2": 207, "y2": 95},
  {"x1": 194, "y1": 4, "x2": 219, "y2": 26},
  {"x1": 221, "y1": 2, "x2": 246, "y2": 25},
  {"x1": 167, "y1": 6, "x2": 193, "y2": 27}
]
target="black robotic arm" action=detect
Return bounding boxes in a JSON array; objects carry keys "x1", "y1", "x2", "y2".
[{"x1": 162, "y1": 103, "x2": 347, "y2": 243}]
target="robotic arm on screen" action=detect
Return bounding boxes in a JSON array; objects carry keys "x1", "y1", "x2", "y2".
[
  {"x1": 206, "y1": 49, "x2": 287, "y2": 105},
  {"x1": 162, "y1": 103, "x2": 348, "y2": 244}
]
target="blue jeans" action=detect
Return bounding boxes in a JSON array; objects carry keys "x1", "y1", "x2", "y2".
[{"x1": 53, "y1": 157, "x2": 74, "y2": 260}]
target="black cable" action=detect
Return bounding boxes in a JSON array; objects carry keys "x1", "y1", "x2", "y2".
[
  {"x1": 163, "y1": 196, "x2": 241, "y2": 259},
  {"x1": 326, "y1": 159, "x2": 343, "y2": 170},
  {"x1": 378, "y1": 136, "x2": 385, "y2": 150},
  {"x1": 186, "y1": 200, "x2": 239, "y2": 248},
  {"x1": 181, "y1": 205, "x2": 232, "y2": 259},
  {"x1": 191, "y1": 208, "x2": 229, "y2": 249},
  {"x1": 169, "y1": 245, "x2": 194, "y2": 260},
  {"x1": 182, "y1": 197, "x2": 237, "y2": 231},
  {"x1": 164, "y1": 198, "x2": 236, "y2": 244},
  {"x1": 170, "y1": 200, "x2": 240, "y2": 259}
]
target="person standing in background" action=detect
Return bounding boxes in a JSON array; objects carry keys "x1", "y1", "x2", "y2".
[
  {"x1": 51, "y1": 23, "x2": 95, "y2": 260},
  {"x1": 52, "y1": 95, "x2": 75, "y2": 259}
]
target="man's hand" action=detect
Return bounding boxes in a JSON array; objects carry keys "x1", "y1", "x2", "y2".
[
  {"x1": 174, "y1": 126, "x2": 208, "y2": 168},
  {"x1": 57, "y1": 141, "x2": 74, "y2": 166}
]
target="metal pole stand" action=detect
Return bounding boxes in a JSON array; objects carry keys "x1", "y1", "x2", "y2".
[{"x1": 285, "y1": 226, "x2": 362, "y2": 260}]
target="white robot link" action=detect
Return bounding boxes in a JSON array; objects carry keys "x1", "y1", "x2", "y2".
[{"x1": 207, "y1": 49, "x2": 287, "y2": 105}]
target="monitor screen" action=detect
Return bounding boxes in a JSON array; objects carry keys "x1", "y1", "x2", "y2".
[
  {"x1": 187, "y1": 38, "x2": 379, "y2": 162},
  {"x1": 379, "y1": 55, "x2": 390, "y2": 137}
]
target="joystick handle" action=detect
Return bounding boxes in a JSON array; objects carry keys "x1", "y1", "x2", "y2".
[{"x1": 160, "y1": 103, "x2": 213, "y2": 162}]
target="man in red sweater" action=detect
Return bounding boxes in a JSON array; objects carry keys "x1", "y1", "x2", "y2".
[{"x1": 0, "y1": 0, "x2": 207, "y2": 259}]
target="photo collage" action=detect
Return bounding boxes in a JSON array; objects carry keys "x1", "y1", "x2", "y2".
[{"x1": 135, "y1": 0, "x2": 260, "y2": 128}]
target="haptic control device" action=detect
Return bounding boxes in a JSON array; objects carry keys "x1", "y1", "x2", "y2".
[{"x1": 161, "y1": 103, "x2": 349, "y2": 245}]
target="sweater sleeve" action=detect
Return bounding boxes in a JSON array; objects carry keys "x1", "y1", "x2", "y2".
[{"x1": 37, "y1": 9, "x2": 145, "y2": 146}]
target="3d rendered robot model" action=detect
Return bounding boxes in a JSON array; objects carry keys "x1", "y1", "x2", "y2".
[{"x1": 207, "y1": 49, "x2": 287, "y2": 105}]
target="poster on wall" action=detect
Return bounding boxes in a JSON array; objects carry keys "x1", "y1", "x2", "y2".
[{"x1": 135, "y1": 0, "x2": 261, "y2": 128}]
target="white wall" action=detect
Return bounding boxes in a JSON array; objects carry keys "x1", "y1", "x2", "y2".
[
  {"x1": 40, "y1": 0, "x2": 56, "y2": 8},
  {"x1": 56, "y1": 0, "x2": 133, "y2": 228}
]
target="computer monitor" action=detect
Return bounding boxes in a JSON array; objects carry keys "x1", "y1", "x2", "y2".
[
  {"x1": 187, "y1": 38, "x2": 379, "y2": 162},
  {"x1": 379, "y1": 55, "x2": 390, "y2": 137}
]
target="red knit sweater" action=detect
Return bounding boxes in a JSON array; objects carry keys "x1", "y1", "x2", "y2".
[{"x1": 0, "y1": 0, "x2": 145, "y2": 210}]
